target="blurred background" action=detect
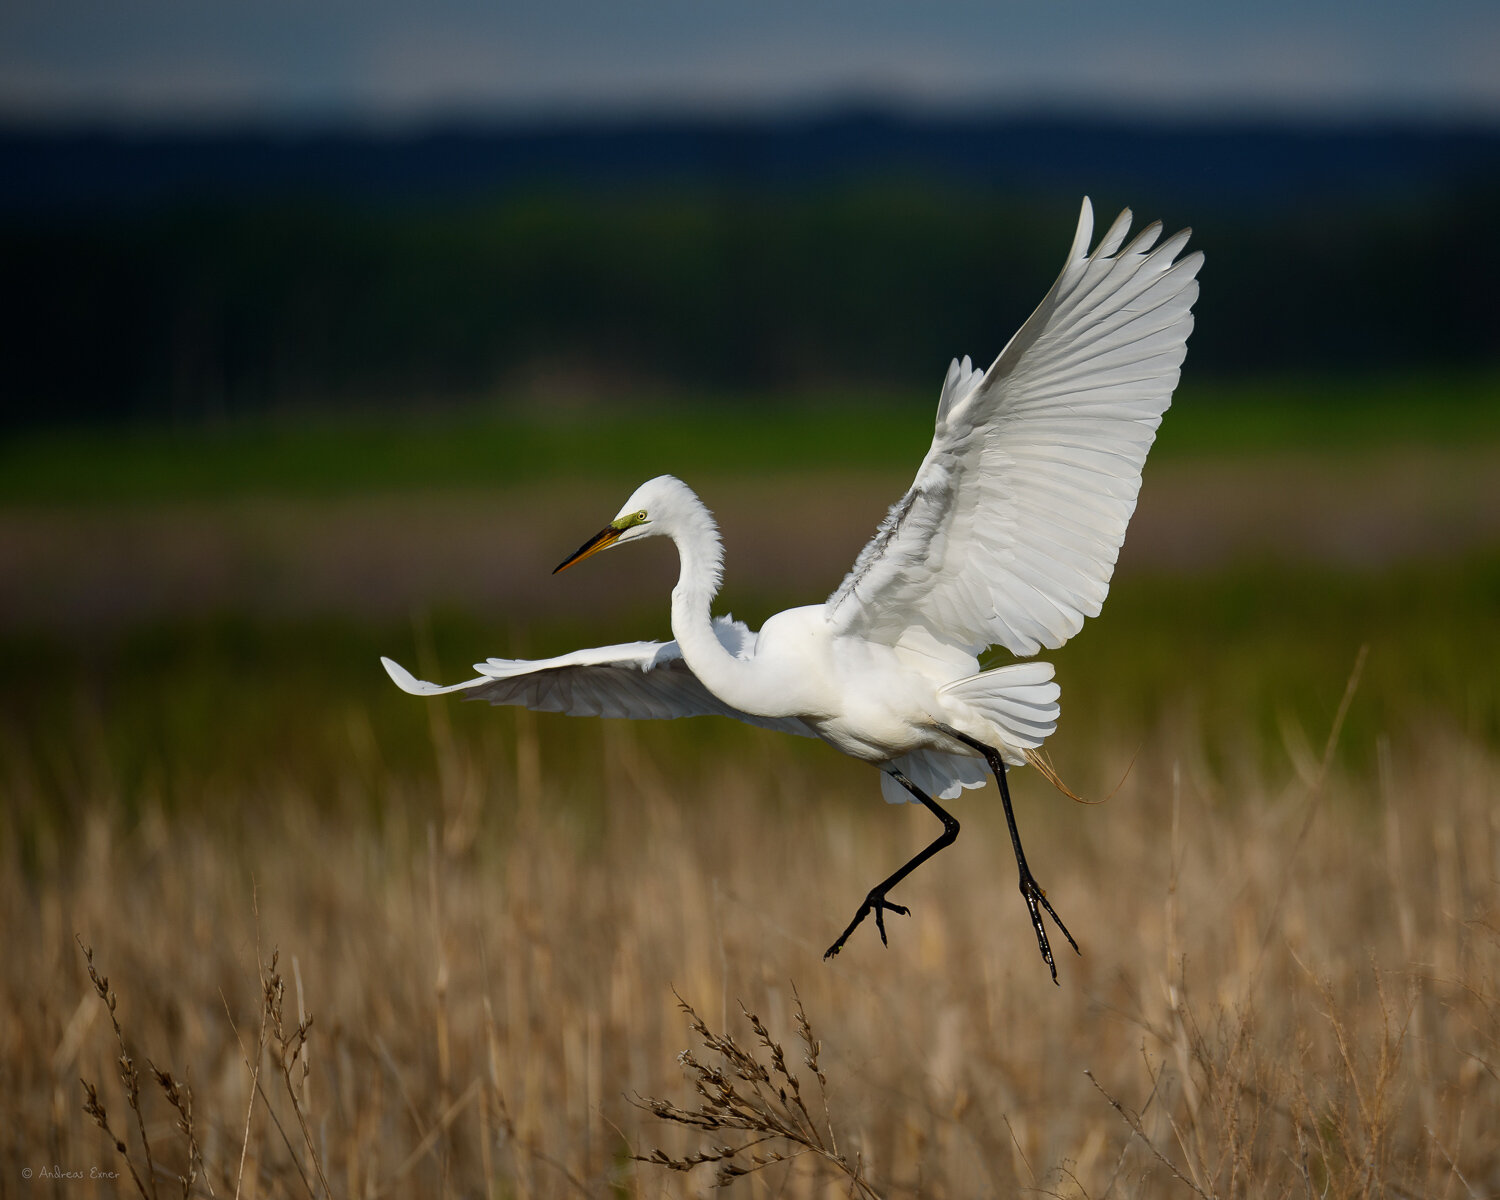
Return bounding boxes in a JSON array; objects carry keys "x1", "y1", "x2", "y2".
[
  {"x1": 5, "y1": 0, "x2": 1500, "y2": 428},
  {"x1": 4, "y1": 4, "x2": 1499, "y2": 1196},
  {"x1": 3, "y1": 0, "x2": 1498, "y2": 628},
  {"x1": 2, "y1": 0, "x2": 1497, "y2": 754}
]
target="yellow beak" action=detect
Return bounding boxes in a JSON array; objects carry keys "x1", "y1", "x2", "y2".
[{"x1": 553, "y1": 525, "x2": 623, "y2": 574}]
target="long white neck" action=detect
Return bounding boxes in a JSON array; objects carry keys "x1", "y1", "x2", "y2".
[{"x1": 665, "y1": 491, "x2": 752, "y2": 705}]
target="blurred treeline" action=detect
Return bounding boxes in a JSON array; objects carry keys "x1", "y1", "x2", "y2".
[{"x1": 5, "y1": 112, "x2": 1498, "y2": 428}]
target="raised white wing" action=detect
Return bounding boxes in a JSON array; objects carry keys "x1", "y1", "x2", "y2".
[
  {"x1": 382, "y1": 616, "x2": 816, "y2": 737},
  {"x1": 825, "y1": 197, "x2": 1202, "y2": 657}
]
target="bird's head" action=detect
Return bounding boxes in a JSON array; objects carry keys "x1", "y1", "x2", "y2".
[{"x1": 553, "y1": 475, "x2": 687, "y2": 574}]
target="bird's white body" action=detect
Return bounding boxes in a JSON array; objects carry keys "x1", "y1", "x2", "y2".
[
  {"x1": 383, "y1": 197, "x2": 1202, "y2": 968},
  {"x1": 644, "y1": 486, "x2": 1061, "y2": 795}
]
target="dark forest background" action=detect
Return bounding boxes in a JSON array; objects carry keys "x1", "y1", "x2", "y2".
[{"x1": 4, "y1": 110, "x2": 1499, "y2": 429}]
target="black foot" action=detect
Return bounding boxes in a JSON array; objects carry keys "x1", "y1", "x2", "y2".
[
  {"x1": 823, "y1": 890, "x2": 911, "y2": 959},
  {"x1": 1020, "y1": 868, "x2": 1079, "y2": 984}
]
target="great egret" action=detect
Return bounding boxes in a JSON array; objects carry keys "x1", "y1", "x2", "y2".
[{"x1": 383, "y1": 197, "x2": 1201, "y2": 980}]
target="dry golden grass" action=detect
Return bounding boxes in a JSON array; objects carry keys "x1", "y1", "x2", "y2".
[{"x1": 5, "y1": 649, "x2": 1498, "y2": 1199}]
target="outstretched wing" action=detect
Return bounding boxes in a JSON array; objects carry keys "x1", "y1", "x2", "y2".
[
  {"x1": 382, "y1": 616, "x2": 816, "y2": 737},
  {"x1": 825, "y1": 198, "x2": 1202, "y2": 657}
]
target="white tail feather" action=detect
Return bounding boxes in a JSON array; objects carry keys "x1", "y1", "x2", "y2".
[
  {"x1": 940, "y1": 662, "x2": 1061, "y2": 765},
  {"x1": 878, "y1": 662, "x2": 1062, "y2": 804}
]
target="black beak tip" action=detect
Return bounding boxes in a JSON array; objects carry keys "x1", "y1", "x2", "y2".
[{"x1": 553, "y1": 525, "x2": 618, "y2": 576}]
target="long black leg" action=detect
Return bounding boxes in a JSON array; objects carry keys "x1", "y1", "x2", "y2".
[
  {"x1": 939, "y1": 725, "x2": 1080, "y2": 984},
  {"x1": 824, "y1": 769, "x2": 959, "y2": 959}
]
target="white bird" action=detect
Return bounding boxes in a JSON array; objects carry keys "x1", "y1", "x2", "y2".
[{"x1": 383, "y1": 198, "x2": 1202, "y2": 979}]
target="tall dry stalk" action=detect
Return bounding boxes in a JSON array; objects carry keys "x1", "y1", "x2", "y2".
[{"x1": 634, "y1": 989, "x2": 881, "y2": 1196}]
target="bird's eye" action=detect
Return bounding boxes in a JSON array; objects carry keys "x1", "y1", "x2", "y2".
[{"x1": 635, "y1": 509, "x2": 648, "y2": 521}]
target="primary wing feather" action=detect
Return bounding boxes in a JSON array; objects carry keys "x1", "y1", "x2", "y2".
[
  {"x1": 826, "y1": 197, "x2": 1202, "y2": 657},
  {"x1": 382, "y1": 616, "x2": 815, "y2": 737}
]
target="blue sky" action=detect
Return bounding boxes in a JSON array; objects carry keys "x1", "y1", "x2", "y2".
[{"x1": 2, "y1": 0, "x2": 1496, "y2": 124}]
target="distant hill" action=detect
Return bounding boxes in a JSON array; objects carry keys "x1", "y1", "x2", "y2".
[{"x1": 4, "y1": 110, "x2": 1498, "y2": 214}]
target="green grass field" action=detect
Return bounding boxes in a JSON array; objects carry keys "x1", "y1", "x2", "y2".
[
  {"x1": 4, "y1": 370, "x2": 1498, "y2": 506},
  {"x1": 4, "y1": 376, "x2": 1498, "y2": 1197}
]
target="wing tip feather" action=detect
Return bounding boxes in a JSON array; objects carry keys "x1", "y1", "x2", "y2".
[
  {"x1": 381, "y1": 656, "x2": 431, "y2": 695},
  {"x1": 1093, "y1": 207, "x2": 1134, "y2": 259},
  {"x1": 1069, "y1": 196, "x2": 1095, "y2": 261}
]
